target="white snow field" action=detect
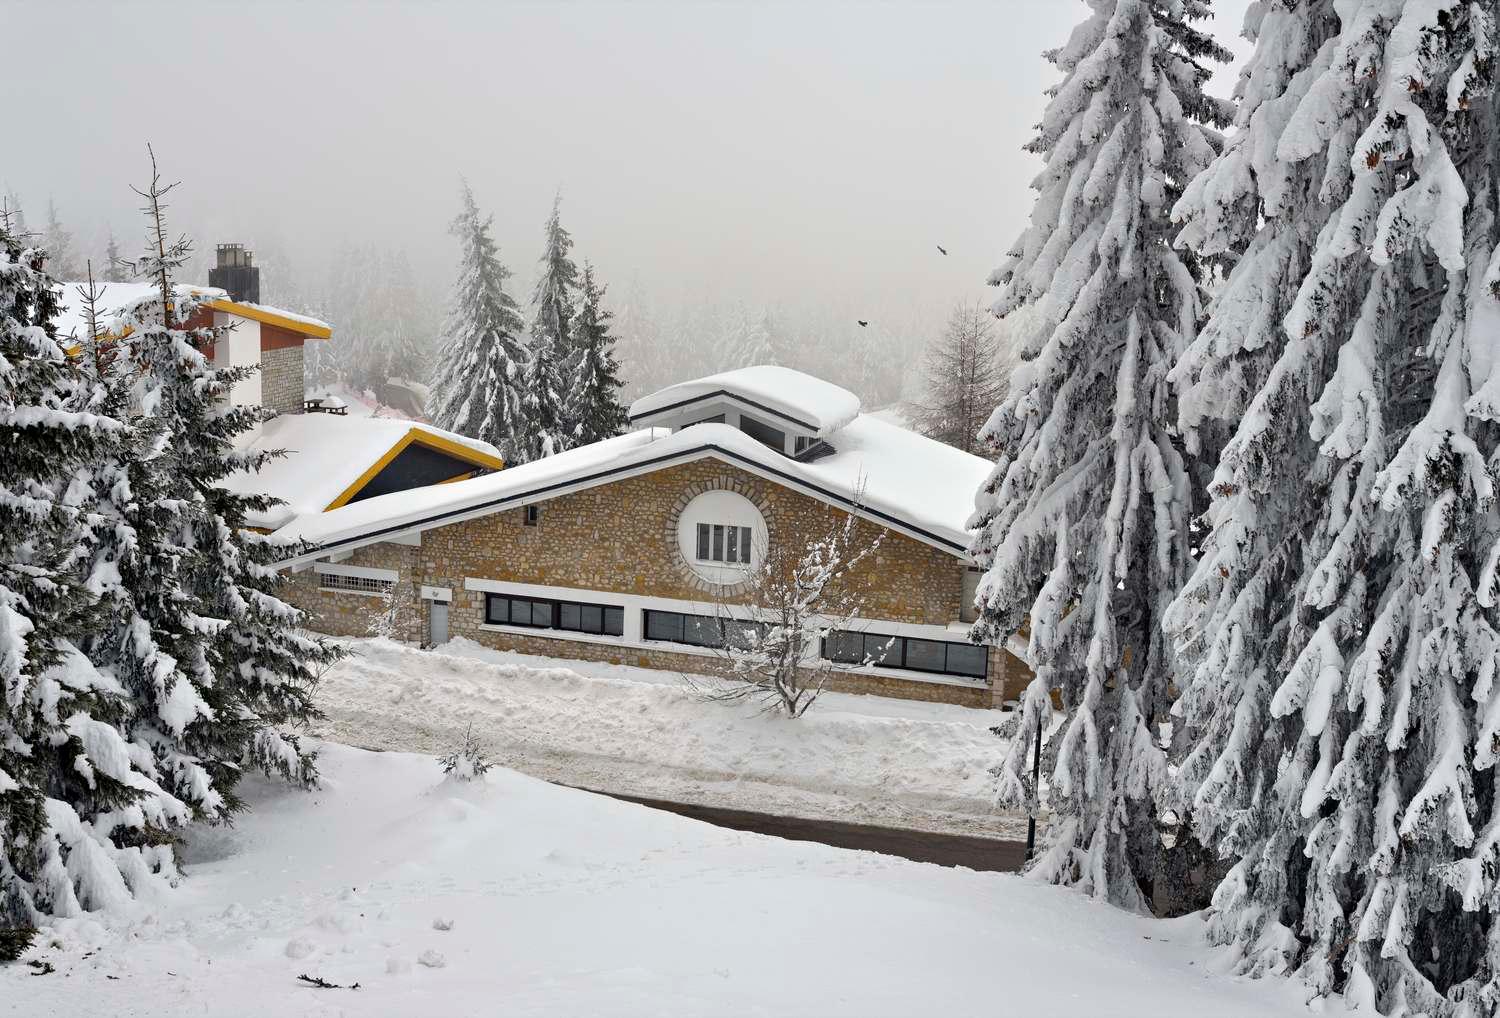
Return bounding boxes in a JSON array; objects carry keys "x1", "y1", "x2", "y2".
[
  {"x1": 311, "y1": 638, "x2": 1021, "y2": 838},
  {"x1": 4, "y1": 743, "x2": 1346, "y2": 1018}
]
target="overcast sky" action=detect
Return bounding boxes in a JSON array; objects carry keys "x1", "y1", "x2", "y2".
[{"x1": 8, "y1": 0, "x2": 1253, "y2": 323}]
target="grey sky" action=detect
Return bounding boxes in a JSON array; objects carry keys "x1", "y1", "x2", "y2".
[{"x1": 8, "y1": 0, "x2": 1253, "y2": 324}]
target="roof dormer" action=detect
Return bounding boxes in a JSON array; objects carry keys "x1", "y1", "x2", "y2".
[{"x1": 627, "y1": 366, "x2": 861, "y2": 458}]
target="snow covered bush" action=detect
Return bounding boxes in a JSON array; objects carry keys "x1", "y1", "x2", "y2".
[
  {"x1": 438, "y1": 724, "x2": 493, "y2": 782},
  {"x1": 371, "y1": 578, "x2": 419, "y2": 643},
  {"x1": 690, "y1": 505, "x2": 881, "y2": 718}
]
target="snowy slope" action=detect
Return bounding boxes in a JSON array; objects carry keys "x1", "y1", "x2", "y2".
[
  {"x1": 4, "y1": 742, "x2": 1351, "y2": 1018},
  {"x1": 312, "y1": 638, "x2": 1013, "y2": 836}
]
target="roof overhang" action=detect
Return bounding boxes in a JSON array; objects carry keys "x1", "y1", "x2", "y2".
[
  {"x1": 206, "y1": 297, "x2": 333, "y2": 339},
  {"x1": 276, "y1": 440, "x2": 972, "y2": 570},
  {"x1": 628, "y1": 390, "x2": 821, "y2": 436}
]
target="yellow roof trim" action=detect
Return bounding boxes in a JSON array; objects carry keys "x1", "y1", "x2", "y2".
[
  {"x1": 205, "y1": 297, "x2": 333, "y2": 339},
  {"x1": 323, "y1": 428, "x2": 504, "y2": 512}
]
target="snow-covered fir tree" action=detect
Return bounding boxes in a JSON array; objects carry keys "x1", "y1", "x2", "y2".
[
  {"x1": 569, "y1": 261, "x2": 628, "y2": 445},
  {"x1": 84, "y1": 154, "x2": 336, "y2": 820},
  {"x1": 41, "y1": 199, "x2": 80, "y2": 282},
  {"x1": 522, "y1": 193, "x2": 580, "y2": 458},
  {"x1": 970, "y1": 0, "x2": 1230, "y2": 911},
  {"x1": 428, "y1": 183, "x2": 529, "y2": 459},
  {"x1": 909, "y1": 300, "x2": 1013, "y2": 455},
  {"x1": 1167, "y1": 3, "x2": 1500, "y2": 1011},
  {"x1": 0, "y1": 212, "x2": 186, "y2": 945},
  {"x1": 100, "y1": 232, "x2": 129, "y2": 284},
  {"x1": 721, "y1": 305, "x2": 779, "y2": 369}
]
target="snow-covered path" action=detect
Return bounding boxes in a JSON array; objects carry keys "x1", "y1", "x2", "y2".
[
  {"x1": 311, "y1": 638, "x2": 1022, "y2": 837},
  {"x1": 6, "y1": 744, "x2": 1344, "y2": 1018}
]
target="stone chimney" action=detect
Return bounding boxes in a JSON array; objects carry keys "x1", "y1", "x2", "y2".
[{"x1": 209, "y1": 243, "x2": 260, "y2": 303}]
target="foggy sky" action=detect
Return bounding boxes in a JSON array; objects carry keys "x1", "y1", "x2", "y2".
[{"x1": 8, "y1": 0, "x2": 1253, "y2": 325}]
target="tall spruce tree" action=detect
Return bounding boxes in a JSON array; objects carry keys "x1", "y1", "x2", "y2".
[
  {"x1": 522, "y1": 193, "x2": 579, "y2": 458},
  {"x1": 1168, "y1": 2, "x2": 1500, "y2": 1010},
  {"x1": 84, "y1": 153, "x2": 335, "y2": 820},
  {"x1": 569, "y1": 262, "x2": 628, "y2": 445},
  {"x1": 428, "y1": 183, "x2": 528, "y2": 459},
  {"x1": 970, "y1": 0, "x2": 1230, "y2": 910},
  {"x1": 42, "y1": 200, "x2": 80, "y2": 282},
  {"x1": 0, "y1": 212, "x2": 187, "y2": 947}
]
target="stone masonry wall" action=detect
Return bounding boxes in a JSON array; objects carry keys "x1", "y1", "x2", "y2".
[
  {"x1": 261, "y1": 344, "x2": 305, "y2": 415},
  {"x1": 282, "y1": 459, "x2": 1037, "y2": 707}
]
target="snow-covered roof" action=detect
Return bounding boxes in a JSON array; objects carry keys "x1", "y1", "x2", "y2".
[
  {"x1": 52, "y1": 281, "x2": 331, "y2": 341},
  {"x1": 628, "y1": 366, "x2": 862, "y2": 438},
  {"x1": 224, "y1": 413, "x2": 504, "y2": 530},
  {"x1": 274, "y1": 413, "x2": 992, "y2": 561}
]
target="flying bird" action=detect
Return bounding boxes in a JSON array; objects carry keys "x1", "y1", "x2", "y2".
[
  {"x1": 857, "y1": 320, "x2": 869, "y2": 328},
  {"x1": 936, "y1": 245, "x2": 948, "y2": 256}
]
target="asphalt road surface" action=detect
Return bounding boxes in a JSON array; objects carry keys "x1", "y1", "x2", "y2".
[{"x1": 579, "y1": 787, "x2": 1028, "y2": 873}]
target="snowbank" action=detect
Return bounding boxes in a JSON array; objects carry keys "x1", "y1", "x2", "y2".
[
  {"x1": 311, "y1": 638, "x2": 1013, "y2": 836},
  {"x1": 4, "y1": 742, "x2": 1350, "y2": 1018}
]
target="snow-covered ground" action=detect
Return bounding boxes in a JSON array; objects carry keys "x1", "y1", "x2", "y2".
[
  {"x1": 312, "y1": 638, "x2": 1021, "y2": 838},
  {"x1": 5, "y1": 743, "x2": 1346, "y2": 1018}
]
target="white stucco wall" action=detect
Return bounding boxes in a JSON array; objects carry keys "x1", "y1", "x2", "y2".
[{"x1": 212, "y1": 311, "x2": 262, "y2": 408}]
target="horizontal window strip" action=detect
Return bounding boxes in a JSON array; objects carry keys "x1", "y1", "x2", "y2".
[
  {"x1": 642, "y1": 609, "x2": 763, "y2": 651},
  {"x1": 822, "y1": 629, "x2": 987, "y2": 680},
  {"x1": 319, "y1": 572, "x2": 394, "y2": 595},
  {"x1": 484, "y1": 591, "x2": 624, "y2": 637}
]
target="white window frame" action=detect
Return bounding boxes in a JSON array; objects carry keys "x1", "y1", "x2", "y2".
[{"x1": 315, "y1": 561, "x2": 398, "y2": 597}]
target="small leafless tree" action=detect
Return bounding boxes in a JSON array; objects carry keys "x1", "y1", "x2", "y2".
[
  {"x1": 372, "y1": 577, "x2": 419, "y2": 642},
  {"x1": 687, "y1": 504, "x2": 883, "y2": 717},
  {"x1": 907, "y1": 300, "x2": 1014, "y2": 454}
]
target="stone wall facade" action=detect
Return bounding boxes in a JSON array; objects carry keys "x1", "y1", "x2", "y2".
[
  {"x1": 283, "y1": 458, "x2": 1034, "y2": 708},
  {"x1": 261, "y1": 343, "x2": 305, "y2": 415}
]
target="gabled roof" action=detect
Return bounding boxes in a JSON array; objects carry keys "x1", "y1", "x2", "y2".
[
  {"x1": 628, "y1": 365, "x2": 862, "y2": 437},
  {"x1": 52, "y1": 282, "x2": 332, "y2": 341},
  {"x1": 225, "y1": 414, "x2": 503, "y2": 530},
  {"x1": 273, "y1": 413, "x2": 991, "y2": 565}
]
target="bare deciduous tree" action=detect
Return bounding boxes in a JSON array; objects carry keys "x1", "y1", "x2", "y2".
[
  {"x1": 907, "y1": 300, "x2": 1013, "y2": 454},
  {"x1": 686, "y1": 503, "x2": 882, "y2": 717}
]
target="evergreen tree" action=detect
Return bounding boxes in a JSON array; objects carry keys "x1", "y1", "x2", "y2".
[
  {"x1": 909, "y1": 300, "x2": 1012, "y2": 454},
  {"x1": 428, "y1": 182, "x2": 528, "y2": 458},
  {"x1": 970, "y1": 0, "x2": 1230, "y2": 911},
  {"x1": 42, "y1": 200, "x2": 80, "y2": 282},
  {"x1": 1168, "y1": 2, "x2": 1500, "y2": 1010},
  {"x1": 84, "y1": 152, "x2": 335, "y2": 823},
  {"x1": 0, "y1": 210, "x2": 185, "y2": 943},
  {"x1": 522, "y1": 193, "x2": 580, "y2": 456},
  {"x1": 569, "y1": 262, "x2": 629, "y2": 445},
  {"x1": 100, "y1": 232, "x2": 129, "y2": 284}
]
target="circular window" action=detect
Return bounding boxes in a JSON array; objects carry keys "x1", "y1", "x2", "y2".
[{"x1": 676, "y1": 490, "x2": 768, "y2": 586}]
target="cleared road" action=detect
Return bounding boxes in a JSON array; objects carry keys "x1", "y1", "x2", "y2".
[{"x1": 579, "y1": 786, "x2": 1028, "y2": 872}]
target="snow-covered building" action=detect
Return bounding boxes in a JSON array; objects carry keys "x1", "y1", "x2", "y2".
[
  {"x1": 55, "y1": 245, "x2": 504, "y2": 530},
  {"x1": 275, "y1": 366, "x2": 1029, "y2": 708}
]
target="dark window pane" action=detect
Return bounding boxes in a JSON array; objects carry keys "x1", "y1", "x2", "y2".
[
  {"x1": 509, "y1": 599, "x2": 533, "y2": 626},
  {"x1": 646, "y1": 611, "x2": 683, "y2": 642},
  {"x1": 684, "y1": 615, "x2": 722, "y2": 648},
  {"x1": 713, "y1": 525, "x2": 725, "y2": 562},
  {"x1": 740, "y1": 527, "x2": 752, "y2": 562},
  {"x1": 727, "y1": 526, "x2": 739, "y2": 563},
  {"x1": 865, "y1": 634, "x2": 902, "y2": 666},
  {"x1": 946, "y1": 643, "x2": 988, "y2": 678},
  {"x1": 531, "y1": 601, "x2": 554, "y2": 628},
  {"x1": 486, "y1": 595, "x2": 508, "y2": 624},
  {"x1": 905, "y1": 639, "x2": 946, "y2": 672},
  {"x1": 724, "y1": 620, "x2": 761, "y2": 651},
  {"x1": 604, "y1": 607, "x2": 624, "y2": 636},
  {"x1": 738, "y1": 416, "x2": 786, "y2": 451},
  {"x1": 559, "y1": 602, "x2": 582, "y2": 630},
  {"x1": 697, "y1": 523, "x2": 710, "y2": 560},
  {"x1": 581, "y1": 604, "x2": 603, "y2": 633},
  {"x1": 824, "y1": 631, "x2": 863, "y2": 663}
]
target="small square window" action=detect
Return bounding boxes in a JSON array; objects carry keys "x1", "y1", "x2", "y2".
[
  {"x1": 509, "y1": 598, "x2": 533, "y2": 625},
  {"x1": 824, "y1": 631, "x2": 863, "y2": 664},
  {"x1": 865, "y1": 634, "x2": 902, "y2": 666},
  {"x1": 486, "y1": 595, "x2": 509, "y2": 624},
  {"x1": 603, "y1": 607, "x2": 624, "y2": 636},
  {"x1": 524, "y1": 505, "x2": 540, "y2": 527},
  {"x1": 646, "y1": 611, "x2": 684, "y2": 642},
  {"x1": 905, "y1": 639, "x2": 946, "y2": 672},
  {"x1": 559, "y1": 603, "x2": 582, "y2": 630},
  {"x1": 580, "y1": 604, "x2": 603, "y2": 633},
  {"x1": 946, "y1": 643, "x2": 988, "y2": 678},
  {"x1": 530, "y1": 601, "x2": 554, "y2": 628}
]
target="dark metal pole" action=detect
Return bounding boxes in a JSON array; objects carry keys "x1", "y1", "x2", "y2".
[{"x1": 1025, "y1": 712, "x2": 1042, "y2": 861}]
